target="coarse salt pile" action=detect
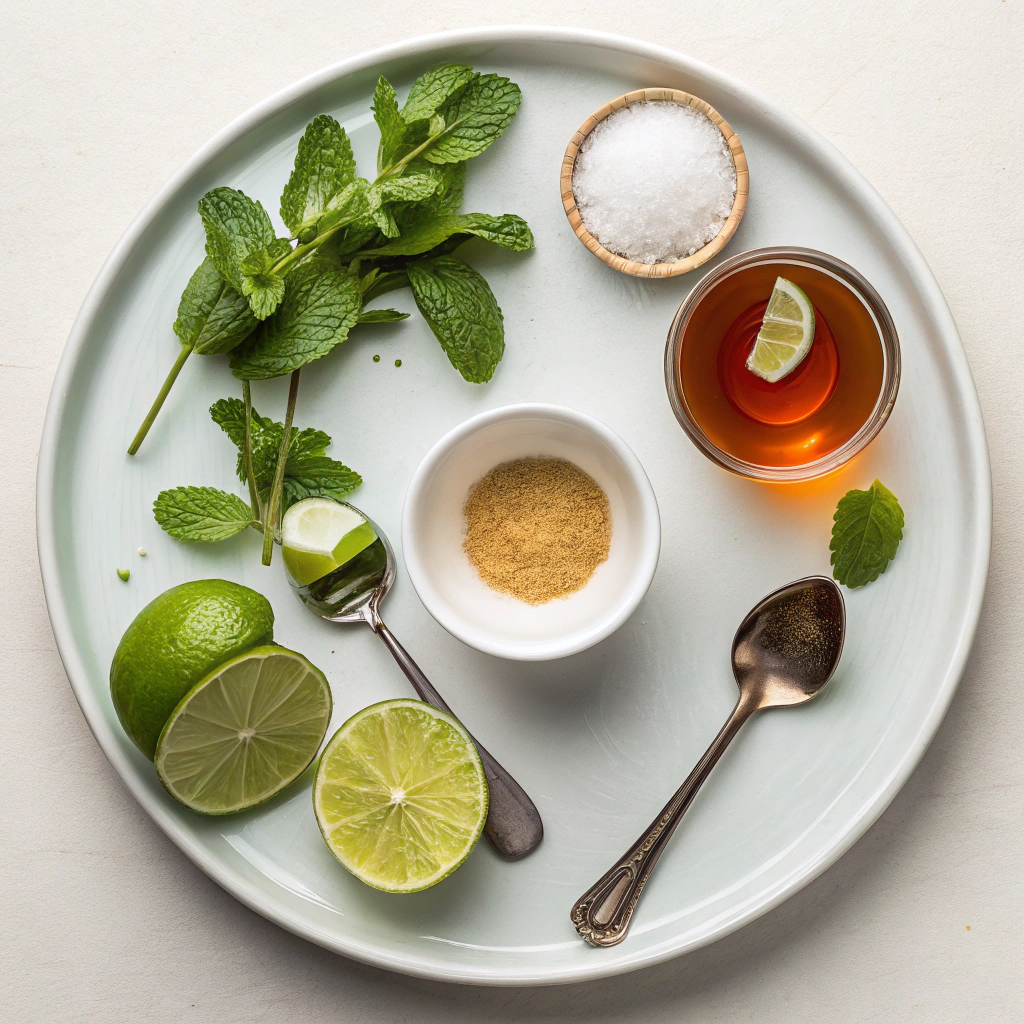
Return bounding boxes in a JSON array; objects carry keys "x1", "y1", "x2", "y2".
[{"x1": 572, "y1": 101, "x2": 737, "y2": 264}]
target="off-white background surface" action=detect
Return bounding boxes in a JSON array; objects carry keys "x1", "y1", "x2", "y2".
[{"x1": 2, "y1": 2, "x2": 1021, "y2": 1020}]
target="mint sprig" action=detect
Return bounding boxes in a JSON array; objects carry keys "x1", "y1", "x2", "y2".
[
  {"x1": 154, "y1": 398, "x2": 361, "y2": 547},
  {"x1": 830, "y1": 480, "x2": 905, "y2": 588},
  {"x1": 131, "y1": 61, "x2": 531, "y2": 568}
]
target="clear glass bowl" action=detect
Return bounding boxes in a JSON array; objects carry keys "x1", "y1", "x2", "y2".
[{"x1": 664, "y1": 247, "x2": 901, "y2": 482}]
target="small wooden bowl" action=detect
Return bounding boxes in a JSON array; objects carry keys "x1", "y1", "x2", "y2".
[{"x1": 561, "y1": 88, "x2": 749, "y2": 279}]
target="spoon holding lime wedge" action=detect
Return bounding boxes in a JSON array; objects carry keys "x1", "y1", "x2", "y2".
[{"x1": 281, "y1": 497, "x2": 544, "y2": 860}]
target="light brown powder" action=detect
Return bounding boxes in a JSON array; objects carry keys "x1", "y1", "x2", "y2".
[{"x1": 462, "y1": 457, "x2": 611, "y2": 605}]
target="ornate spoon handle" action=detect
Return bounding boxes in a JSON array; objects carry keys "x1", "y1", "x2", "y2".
[
  {"x1": 366, "y1": 605, "x2": 544, "y2": 861},
  {"x1": 571, "y1": 693, "x2": 759, "y2": 946}
]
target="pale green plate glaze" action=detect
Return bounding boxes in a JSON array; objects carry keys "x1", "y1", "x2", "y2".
[{"x1": 37, "y1": 27, "x2": 990, "y2": 985}]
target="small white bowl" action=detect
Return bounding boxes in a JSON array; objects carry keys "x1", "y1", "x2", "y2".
[{"x1": 402, "y1": 404, "x2": 661, "y2": 661}]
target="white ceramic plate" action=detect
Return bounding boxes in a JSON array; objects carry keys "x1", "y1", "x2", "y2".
[{"x1": 37, "y1": 27, "x2": 990, "y2": 985}]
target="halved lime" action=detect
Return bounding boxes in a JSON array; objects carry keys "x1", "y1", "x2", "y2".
[
  {"x1": 154, "y1": 646, "x2": 332, "y2": 815},
  {"x1": 281, "y1": 498, "x2": 378, "y2": 587},
  {"x1": 745, "y1": 277, "x2": 816, "y2": 382},
  {"x1": 313, "y1": 699, "x2": 488, "y2": 893}
]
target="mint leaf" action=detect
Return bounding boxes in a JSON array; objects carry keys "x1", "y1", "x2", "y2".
[
  {"x1": 230, "y1": 262, "x2": 361, "y2": 380},
  {"x1": 209, "y1": 396, "x2": 249, "y2": 452},
  {"x1": 377, "y1": 174, "x2": 437, "y2": 203},
  {"x1": 372, "y1": 76, "x2": 406, "y2": 174},
  {"x1": 239, "y1": 243, "x2": 290, "y2": 320},
  {"x1": 317, "y1": 179, "x2": 372, "y2": 234},
  {"x1": 153, "y1": 486, "x2": 255, "y2": 541},
  {"x1": 283, "y1": 455, "x2": 362, "y2": 509},
  {"x1": 198, "y1": 187, "x2": 277, "y2": 292},
  {"x1": 280, "y1": 114, "x2": 356, "y2": 236},
  {"x1": 414, "y1": 160, "x2": 466, "y2": 216},
  {"x1": 402, "y1": 63, "x2": 475, "y2": 124},
  {"x1": 406, "y1": 256, "x2": 504, "y2": 382},
  {"x1": 173, "y1": 259, "x2": 257, "y2": 355},
  {"x1": 361, "y1": 213, "x2": 533, "y2": 258},
  {"x1": 357, "y1": 308, "x2": 409, "y2": 323},
  {"x1": 830, "y1": 479, "x2": 905, "y2": 588},
  {"x1": 425, "y1": 74, "x2": 521, "y2": 164}
]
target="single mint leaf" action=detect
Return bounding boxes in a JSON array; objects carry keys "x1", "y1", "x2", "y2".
[
  {"x1": 239, "y1": 245, "x2": 289, "y2": 320},
  {"x1": 153, "y1": 486, "x2": 255, "y2": 541},
  {"x1": 198, "y1": 187, "x2": 276, "y2": 292},
  {"x1": 402, "y1": 63, "x2": 475, "y2": 124},
  {"x1": 283, "y1": 455, "x2": 362, "y2": 509},
  {"x1": 280, "y1": 114, "x2": 356, "y2": 236},
  {"x1": 209, "y1": 397, "x2": 249, "y2": 452},
  {"x1": 372, "y1": 76, "x2": 406, "y2": 174},
  {"x1": 378, "y1": 174, "x2": 437, "y2": 203},
  {"x1": 173, "y1": 259, "x2": 257, "y2": 355},
  {"x1": 830, "y1": 479, "x2": 905, "y2": 588},
  {"x1": 357, "y1": 308, "x2": 409, "y2": 323},
  {"x1": 360, "y1": 213, "x2": 534, "y2": 258},
  {"x1": 371, "y1": 203, "x2": 400, "y2": 238},
  {"x1": 230, "y1": 262, "x2": 361, "y2": 379},
  {"x1": 425, "y1": 74, "x2": 521, "y2": 164},
  {"x1": 406, "y1": 256, "x2": 504, "y2": 383}
]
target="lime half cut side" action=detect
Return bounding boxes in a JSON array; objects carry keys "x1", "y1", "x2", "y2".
[
  {"x1": 313, "y1": 699, "x2": 488, "y2": 893},
  {"x1": 282, "y1": 498, "x2": 377, "y2": 587},
  {"x1": 745, "y1": 276, "x2": 816, "y2": 383},
  {"x1": 154, "y1": 646, "x2": 332, "y2": 815}
]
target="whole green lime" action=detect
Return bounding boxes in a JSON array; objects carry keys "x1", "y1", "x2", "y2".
[{"x1": 110, "y1": 579, "x2": 274, "y2": 760}]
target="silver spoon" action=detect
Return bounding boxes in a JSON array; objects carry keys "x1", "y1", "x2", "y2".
[
  {"x1": 571, "y1": 575, "x2": 845, "y2": 946},
  {"x1": 289, "y1": 504, "x2": 544, "y2": 860}
]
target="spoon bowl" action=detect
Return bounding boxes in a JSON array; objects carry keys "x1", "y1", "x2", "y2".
[
  {"x1": 290, "y1": 509, "x2": 394, "y2": 623},
  {"x1": 731, "y1": 576, "x2": 845, "y2": 708}
]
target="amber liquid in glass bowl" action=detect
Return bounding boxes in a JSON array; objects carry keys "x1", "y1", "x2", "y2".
[{"x1": 677, "y1": 262, "x2": 885, "y2": 470}]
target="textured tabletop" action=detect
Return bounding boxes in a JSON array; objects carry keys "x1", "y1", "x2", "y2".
[{"x1": 2, "y1": 2, "x2": 1021, "y2": 1020}]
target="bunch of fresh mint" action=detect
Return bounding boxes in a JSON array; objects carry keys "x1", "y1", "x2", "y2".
[{"x1": 134, "y1": 63, "x2": 533, "y2": 565}]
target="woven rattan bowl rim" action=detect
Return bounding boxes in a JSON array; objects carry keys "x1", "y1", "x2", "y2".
[{"x1": 561, "y1": 88, "x2": 749, "y2": 278}]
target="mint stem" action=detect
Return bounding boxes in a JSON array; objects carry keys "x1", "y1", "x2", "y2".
[
  {"x1": 261, "y1": 369, "x2": 300, "y2": 565},
  {"x1": 242, "y1": 380, "x2": 263, "y2": 524},
  {"x1": 127, "y1": 344, "x2": 192, "y2": 455}
]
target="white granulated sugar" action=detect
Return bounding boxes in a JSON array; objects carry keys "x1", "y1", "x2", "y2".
[{"x1": 572, "y1": 101, "x2": 737, "y2": 264}]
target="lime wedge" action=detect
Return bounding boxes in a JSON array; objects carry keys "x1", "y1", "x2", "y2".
[
  {"x1": 313, "y1": 699, "x2": 488, "y2": 893},
  {"x1": 154, "y1": 646, "x2": 332, "y2": 815},
  {"x1": 281, "y1": 498, "x2": 377, "y2": 587},
  {"x1": 745, "y1": 277, "x2": 816, "y2": 382}
]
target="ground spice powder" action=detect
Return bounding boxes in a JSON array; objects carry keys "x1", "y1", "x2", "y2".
[{"x1": 463, "y1": 457, "x2": 611, "y2": 605}]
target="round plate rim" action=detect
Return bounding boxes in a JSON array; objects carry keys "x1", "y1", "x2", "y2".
[{"x1": 35, "y1": 24, "x2": 992, "y2": 986}]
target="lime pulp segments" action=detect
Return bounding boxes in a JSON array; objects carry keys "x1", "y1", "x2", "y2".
[
  {"x1": 155, "y1": 646, "x2": 332, "y2": 814},
  {"x1": 313, "y1": 699, "x2": 489, "y2": 892},
  {"x1": 745, "y1": 277, "x2": 816, "y2": 383},
  {"x1": 282, "y1": 499, "x2": 378, "y2": 587}
]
